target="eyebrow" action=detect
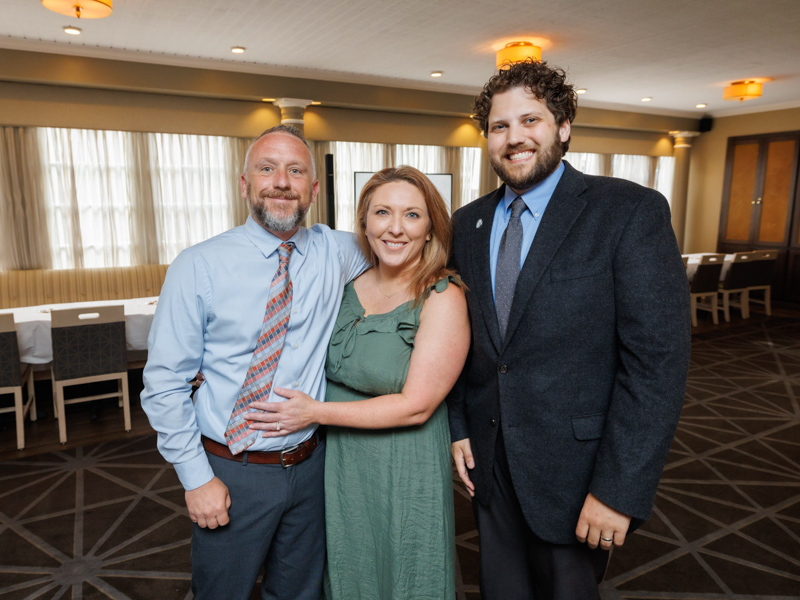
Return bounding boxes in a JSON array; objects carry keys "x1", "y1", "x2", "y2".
[{"x1": 372, "y1": 203, "x2": 426, "y2": 211}]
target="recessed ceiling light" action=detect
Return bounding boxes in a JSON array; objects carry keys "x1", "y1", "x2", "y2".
[
  {"x1": 231, "y1": 46, "x2": 245, "y2": 54},
  {"x1": 63, "y1": 25, "x2": 81, "y2": 35},
  {"x1": 430, "y1": 71, "x2": 443, "y2": 78},
  {"x1": 641, "y1": 97, "x2": 652, "y2": 102},
  {"x1": 696, "y1": 103, "x2": 707, "y2": 109},
  {"x1": 261, "y1": 98, "x2": 276, "y2": 102},
  {"x1": 576, "y1": 88, "x2": 587, "y2": 94}
]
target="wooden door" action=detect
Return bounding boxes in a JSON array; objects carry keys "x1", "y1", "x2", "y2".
[{"x1": 718, "y1": 132, "x2": 800, "y2": 301}]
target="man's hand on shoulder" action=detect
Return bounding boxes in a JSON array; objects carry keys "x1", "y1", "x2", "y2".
[
  {"x1": 185, "y1": 476, "x2": 231, "y2": 529},
  {"x1": 575, "y1": 492, "x2": 631, "y2": 550},
  {"x1": 451, "y1": 438, "x2": 475, "y2": 497}
]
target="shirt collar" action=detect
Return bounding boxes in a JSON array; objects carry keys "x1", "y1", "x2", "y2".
[
  {"x1": 243, "y1": 215, "x2": 308, "y2": 259},
  {"x1": 501, "y1": 160, "x2": 565, "y2": 214}
]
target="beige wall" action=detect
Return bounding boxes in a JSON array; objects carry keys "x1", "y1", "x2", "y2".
[
  {"x1": 685, "y1": 106, "x2": 800, "y2": 253},
  {"x1": 0, "y1": 49, "x2": 698, "y2": 154},
  {"x1": 0, "y1": 81, "x2": 682, "y2": 156}
]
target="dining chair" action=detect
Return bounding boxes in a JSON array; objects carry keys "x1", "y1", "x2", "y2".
[
  {"x1": 688, "y1": 254, "x2": 725, "y2": 327},
  {"x1": 717, "y1": 252, "x2": 758, "y2": 322},
  {"x1": 0, "y1": 313, "x2": 37, "y2": 449},
  {"x1": 50, "y1": 305, "x2": 131, "y2": 444},
  {"x1": 747, "y1": 250, "x2": 778, "y2": 316}
]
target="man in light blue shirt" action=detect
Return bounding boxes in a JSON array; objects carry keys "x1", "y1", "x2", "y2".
[{"x1": 141, "y1": 125, "x2": 367, "y2": 600}]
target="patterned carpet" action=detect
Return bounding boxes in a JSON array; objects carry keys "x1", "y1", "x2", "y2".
[{"x1": 2, "y1": 317, "x2": 799, "y2": 599}]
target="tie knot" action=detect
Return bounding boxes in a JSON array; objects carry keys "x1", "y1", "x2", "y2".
[
  {"x1": 278, "y1": 242, "x2": 294, "y2": 262},
  {"x1": 510, "y1": 197, "x2": 526, "y2": 220}
]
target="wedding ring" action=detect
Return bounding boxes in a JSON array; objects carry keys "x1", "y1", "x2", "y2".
[
  {"x1": 276, "y1": 422, "x2": 281, "y2": 432},
  {"x1": 600, "y1": 536, "x2": 613, "y2": 543}
]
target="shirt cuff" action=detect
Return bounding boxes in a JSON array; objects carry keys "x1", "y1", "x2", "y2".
[{"x1": 174, "y1": 452, "x2": 215, "y2": 491}]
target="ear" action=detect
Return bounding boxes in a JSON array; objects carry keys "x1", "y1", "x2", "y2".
[
  {"x1": 559, "y1": 120, "x2": 571, "y2": 143},
  {"x1": 240, "y1": 173, "x2": 248, "y2": 198},
  {"x1": 311, "y1": 178, "x2": 319, "y2": 204}
]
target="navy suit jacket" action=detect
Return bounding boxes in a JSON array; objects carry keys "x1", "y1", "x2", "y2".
[{"x1": 446, "y1": 161, "x2": 691, "y2": 544}]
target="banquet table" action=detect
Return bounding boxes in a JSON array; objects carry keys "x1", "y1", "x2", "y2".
[
  {"x1": 0, "y1": 297, "x2": 158, "y2": 365},
  {"x1": 683, "y1": 253, "x2": 734, "y2": 280}
]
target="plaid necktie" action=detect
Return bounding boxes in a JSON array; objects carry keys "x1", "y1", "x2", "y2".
[
  {"x1": 495, "y1": 197, "x2": 525, "y2": 339},
  {"x1": 225, "y1": 241, "x2": 294, "y2": 454}
]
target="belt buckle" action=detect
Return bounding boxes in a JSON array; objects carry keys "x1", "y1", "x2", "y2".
[{"x1": 280, "y1": 443, "x2": 301, "y2": 468}]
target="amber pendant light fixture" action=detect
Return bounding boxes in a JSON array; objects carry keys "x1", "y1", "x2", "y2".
[{"x1": 42, "y1": 0, "x2": 113, "y2": 19}]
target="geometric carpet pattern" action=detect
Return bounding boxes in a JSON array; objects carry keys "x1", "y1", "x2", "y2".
[
  {"x1": 599, "y1": 318, "x2": 800, "y2": 599},
  {"x1": 2, "y1": 317, "x2": 798, "y2": 599},
  {"x1": 0, "y1": 435, "x2": 192, "y2": 599}
]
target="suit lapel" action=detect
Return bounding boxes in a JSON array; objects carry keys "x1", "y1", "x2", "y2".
[
  {"x1": 503, "y1": 163, "x2": 588, "y2": 348},
  {"x1": 468, "y1": 187, "x2": 504, "y2": 354}
]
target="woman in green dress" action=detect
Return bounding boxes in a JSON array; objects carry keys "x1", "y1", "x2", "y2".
[{"x1": 248, "y1": 166, "x2": 470, "y2": 599}]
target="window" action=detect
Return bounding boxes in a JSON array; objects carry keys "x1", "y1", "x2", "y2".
[{"x1": 39, "y1": 128, "x2": 247, "y2": 268}]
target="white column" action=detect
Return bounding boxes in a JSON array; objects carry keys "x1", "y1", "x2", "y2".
[
  {"x1": 669, "y1": 131, "x2": 700, "y2": 252},
  {"x1": 273, "y1": 98, "x2": 313, "y2": 135}
]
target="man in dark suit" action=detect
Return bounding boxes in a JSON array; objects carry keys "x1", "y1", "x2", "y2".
[{"x1": 447, "y1": 59, "x2": 691, "y2": 599}]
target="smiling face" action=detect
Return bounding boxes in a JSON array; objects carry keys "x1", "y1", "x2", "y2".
[
  {"x1": 487, "y1": 85, "x2": 571, "y2": 194},
  {"x1": 240, "y1": 132, "x2": 318, "y2": 240},
  {"x1": 364, "y1": 181, "x2": 431, "y2": 275}
]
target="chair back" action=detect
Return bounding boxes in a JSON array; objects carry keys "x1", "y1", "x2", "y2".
[
  {"x1": 682, "y1": 255, "x2": 689, "y2": 266},
  {"x1": 50, "y1": 305, "x2": 127, "y2": 381},
  {"x1": 689, "y1": 255, "x2": 724, "y2": 294},
  {"x1": 749, "y1": 250, "x2": 778, "y2": 287},
  {"x1": 721, "y1": 252, "x2": 758, "y2": 290},
  {"x1": 0, "y1": 313, "x2": 23, "y2": 388}
]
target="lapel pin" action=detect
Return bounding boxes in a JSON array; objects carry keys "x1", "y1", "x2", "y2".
[{"x1": 476, "y1": 219, "x2": 483, "y2": 229}]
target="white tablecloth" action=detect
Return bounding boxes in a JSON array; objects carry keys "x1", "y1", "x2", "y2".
[{"x1": 0, "y1": 297, "x2": 158, "y2": 365}]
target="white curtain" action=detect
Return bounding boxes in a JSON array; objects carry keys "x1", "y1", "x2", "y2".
[
  {"x1": 655, "y1": 156, "x2": 676, "y2": 206},
  {"x1": 564, "y1": 152, "x2": 603, "y2": 176},
  {"x1": 37, "y1": 127, "x2": 250, "y2": 268},
  {"x1": 41, "y1": 128, "x2": 133, "y2": 269},
  {"x1": 611, "y1": 154, "x2": 652, "y2": 188},
  {"x1": 147, "y1": 133, "x2": 236, "y2": 264},
  {"x1": 328, "y1": 141, "x2": 390, "y2": 231}
]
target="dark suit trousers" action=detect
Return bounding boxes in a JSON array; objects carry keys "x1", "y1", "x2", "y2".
[
  {"x1": 472, "y1": 433, "x2": 608, "y2": 600},
  {"x1": 191, "y1": 441, "x2": 326, "y2": 600}
]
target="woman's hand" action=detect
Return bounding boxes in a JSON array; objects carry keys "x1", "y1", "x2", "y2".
[{"x1": 246, "y1": 387, "x2": 320, "y2": 437}]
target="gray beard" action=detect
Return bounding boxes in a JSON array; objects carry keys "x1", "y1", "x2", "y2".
[
  {"x1": 251, "y1": 202, "x2": 307, "y2": 232},
  {"x1": 247, "y1": 183, "x2": 309, "y2": 232},
  {"x1": 491, "y1": 136, "x2": 563, "y2": 193}
]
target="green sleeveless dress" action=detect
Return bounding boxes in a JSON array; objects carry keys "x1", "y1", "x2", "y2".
[{"x1": 323, "y1": 277, "x2": 456, "y2": 600}]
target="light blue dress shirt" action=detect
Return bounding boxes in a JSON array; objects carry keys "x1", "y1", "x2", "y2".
[
  {"x1": 489, "y1": 161, "x2": 565, "y2": 301},
  {"x1": 141, "y1": 217, "x2": 368, "y2": 491}
]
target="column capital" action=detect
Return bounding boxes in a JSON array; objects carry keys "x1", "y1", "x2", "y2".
[
  {"x1": 272, "y1": 98, "x2": 314, "y2": 110},
  {"x1": 272, "y1": 99, "x2": 314, "y2": 134},
  {"x1": 669, "y1": 131, "x2": 701, "y2": 148}
]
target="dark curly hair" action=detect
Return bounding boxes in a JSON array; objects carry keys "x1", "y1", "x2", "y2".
[{"x1": 472, "y1": 59, "x2": 577, "y2": 154}]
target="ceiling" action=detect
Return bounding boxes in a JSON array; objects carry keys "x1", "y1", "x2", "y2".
[{"x1": 2, "y1": 0, "x2": 799, "y2": 119}]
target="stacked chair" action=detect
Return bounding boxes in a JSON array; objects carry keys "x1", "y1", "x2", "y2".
[
  {"x1": 50, "y1": 305, "x2": 131, "y2": 444},
  {"x1": 0, "y1": 313, "x2": 37, "y2": 449},
  {"x1": 746, "y1": 250, "x2": 778, "y2": 316},
  {"x1": 688, "y1": 254, "x2": 725, "y2": 327},
  {"x1": 717, "y1": 252, "x2": 758, "y2": 322}
]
